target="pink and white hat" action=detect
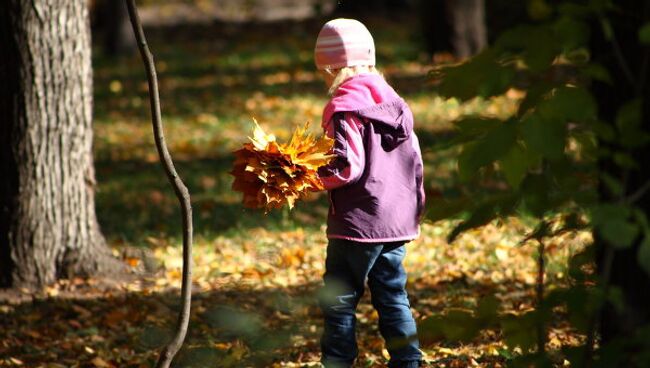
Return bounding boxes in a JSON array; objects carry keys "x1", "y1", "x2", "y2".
[{"x1": 314, "y1": 18, "x2": 376, "y2": 70}]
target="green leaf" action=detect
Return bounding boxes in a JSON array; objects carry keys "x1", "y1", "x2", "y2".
[
  {"x1": 590, "y1": 120, "x2": 616, "y2": 141},
  {"x1": 616, "y1": 98, "x2": 642, "y2": 130},
  {"x1": 138, "y1": 325, "x2": 171, "y2": 350},
  {"x1": 436, "y1": 50, "x2": 515, "y2": 101},
  {"x1": 453, "y1": 117, "x2": 502, "y2": 140},
  {"x1": 599, "y1": 219, "x2": 640, "y2": 249},
  {"x1": 458, "y1": 121, "x2": 517, "y2": 181},
  {"x1": 557, "y1": 3, "x2": 591, "y2": 17},
  {"x1": 568, "y1": 245, "x2": 595, "y2": 282},
  {"x1": 538, "y1": 86, "x2": 597, "y2": 123},
  {"x1": 522, "y1": 114, "x2": 565, "y2": 159},
  {"x1": 418, "y1": 315, "x2": 445, "y2": 345},
  {"x1": 639, "y1": 22, "x2": 650, "y2": 44},
  {"x1": 476, "y1": 295, "x2": 500, "y2": 323},
  {"x1": 524, "y1": 27, "x2": 560, "y2": 72},
  {"x1": 204, "y1": 306, "x2": 263, "y2": 339},
  {"x1": 447, "y1": 195, "x2": 518, "y2": 242},
  {"x1": 447, "y1": 204, "x2": 496, "y2": 243},
  {"x1": 517, "y1": 82, "x2": 554, "y2": 117},
  {"x1": 634, "y1": 208, "x2": 650, "y2": 229},
  {"x1": 613, "y1": 152, "x2": 640, "y2": 170},
  {"x1": 565, "y1": 286, "x2": 598, "y2": 332},
  {"x1": 581, "y1": 63, "x2": 613, "y2": 84},
  {"x1": 591, "y1": 204, "x2": 631, "y2": 227},
  {"x1": 527, "y1": 0, "x2": 553, "y2": 20},
  {"x1": 494, "y1": 25, "x2": 559, "y2": 71},
  {"x1": 600, "y1": 173, "x2": 624, "y2": 197},
  {"x1": 499, "y1": 141, "x2": 538, "y2": 189},
  {"x1": 572, "y1": 130, "x2": 598, "y2": 160},
  {"x1": 599, "y1": 17, "x2": 614, "y2": 41},
  {"x1": 616, "y1": 98, "x2": 650, "y2": 148},
  {"x1": 425, "y1": 197, "x2": 472, "y2": 222},
  {"x1": 553, "y1": 17, "x2": 590, "y2": 51},
  {"x1": 440, "y1": 309, "x2": 481, "y2": 342},
  {"x1": 607, "y1": 286, "x2": 626, "y2": 313},
  {"x1": 520, "y1": 174, "x2": 551, "y2": 217},
  {"x1": 501, "y1": 312, "x2": 538, "y2": 350}
]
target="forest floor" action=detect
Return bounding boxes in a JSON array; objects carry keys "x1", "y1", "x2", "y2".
[{"x1": 1, "y1": 13, "x2": 590, "y2": 368}]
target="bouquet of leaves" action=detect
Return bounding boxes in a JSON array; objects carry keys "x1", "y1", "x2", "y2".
[{"x1": 230, "y1": 120, "x2": 334, "y2": 212}]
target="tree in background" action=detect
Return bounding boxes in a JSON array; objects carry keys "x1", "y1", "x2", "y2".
[
  {"x1": 446, "y1": 0, "x2": 487, "y2": 59},
  {"x1": 0, "y1": 1, "x2": 123, "y2": 288},
  {"x1": 100, "y1": 0, "x2": 137, "y2": 57},
  {"x1": 420, "y1": 0, "x2": 488, "y2": 60}
]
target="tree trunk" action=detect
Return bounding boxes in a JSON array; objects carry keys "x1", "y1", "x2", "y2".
[
  {"x1": 0, "y1": 1, "x2": 122, "y2": 288},
  {"x1": 101, "y1": 0, "x2": 136, "y2": 56},
  {"x1": 419, "y1": 0, "x2": 452, "y2": 56},
  {"x1": 419, "y1": 0, "x2": 487, "y2": 59},
  {"x1": 445, "y1": 0, "x2": 487, "y2": 59}
]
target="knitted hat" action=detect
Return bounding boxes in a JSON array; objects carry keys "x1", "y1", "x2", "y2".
[{"x1": 314, "y1": 18, "x2": 376, "y2": 70}]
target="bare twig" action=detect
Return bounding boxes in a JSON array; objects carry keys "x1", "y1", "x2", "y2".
[
  {"x1": 599, "y1": 17, "x2": 636, "y2": 87},
  {"x1": 125, "y1": 1, "x2": 194, "y2": 367},
  {"x1": 583, "y1": 246, "x2": 614, "y2": 368},
  {"x1": 626, "y1": 179, "x2": 650, "y2": 205},
  {"x1": 536, "y1": 239, "x2": 546, "y2": 356}
]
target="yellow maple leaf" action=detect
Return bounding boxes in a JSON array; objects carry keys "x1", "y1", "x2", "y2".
[{"x1": 248, "y1": 118, "x2": 276, "y2": 150}]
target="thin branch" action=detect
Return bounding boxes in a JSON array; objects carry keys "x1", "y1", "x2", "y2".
[
  {"x1": 626, "y1": 179, "x2": 650, "y2": 205},
  {"x1": 584, "y1": 246, "x2": 615, "y2": 368},
  {"x1": 536, "y1": 239, "x2": 546, "y2": 356},
  {"x1": 600, "y1": 17, "x2": 636, "y2": 87},
  {"x1": 125, "y1": 2, "x2": 194, "y2": 368}
]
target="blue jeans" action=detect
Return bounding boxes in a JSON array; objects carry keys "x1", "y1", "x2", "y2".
[{"x1": 319, "y1": 239, "x2": 422, "y2": 368}]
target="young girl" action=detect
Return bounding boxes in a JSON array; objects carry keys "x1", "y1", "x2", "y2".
[{"x1": 314, "y1": 18, "x2": 425, "y2": 368}]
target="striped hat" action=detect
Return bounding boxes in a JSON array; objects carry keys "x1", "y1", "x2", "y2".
[{"x1": 314, "y1": 18, "x2": 376, "y2": 70}]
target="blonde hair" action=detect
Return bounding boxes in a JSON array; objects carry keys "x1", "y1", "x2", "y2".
[{"x1": 325, "y1": 65, "x2": 383, "y2": 96}]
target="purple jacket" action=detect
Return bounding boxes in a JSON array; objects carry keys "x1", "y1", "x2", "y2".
[{"x1": 318, "y1": 73, "x2": 425, "y2": 242}]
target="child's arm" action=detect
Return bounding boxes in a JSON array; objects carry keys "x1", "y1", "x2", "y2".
[{"x1": 317, "y1": 112, "x2": 365, "y2": 190}]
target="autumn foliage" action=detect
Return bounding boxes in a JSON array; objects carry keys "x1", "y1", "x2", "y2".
[{"x1": 230, "y1": 120, "x2": 333, "y2": 211}]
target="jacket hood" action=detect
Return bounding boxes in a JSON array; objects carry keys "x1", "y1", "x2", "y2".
[{"x1": 322, "y1": 73, "x2": 414, "y2": 150}]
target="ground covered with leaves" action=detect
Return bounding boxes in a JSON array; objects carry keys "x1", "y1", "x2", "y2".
[{"x1": 1, "y1": 11, "x2": 588, "y2": 368}]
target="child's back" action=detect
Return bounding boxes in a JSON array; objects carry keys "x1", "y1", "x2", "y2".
[
  {"x1": 314, "y1": 18, "x2": 424, "y2": 368},
  {"x1": 319, "y1": 73, "x2": 424, "y2": 242}
]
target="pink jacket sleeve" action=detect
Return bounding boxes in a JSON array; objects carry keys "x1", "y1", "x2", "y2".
[
  {"x1": 412, "y1": 134, "x2": 426, "y2": 219},
  {"x1": 317, "y1": 112, "x2": 365, "y2": 190}
]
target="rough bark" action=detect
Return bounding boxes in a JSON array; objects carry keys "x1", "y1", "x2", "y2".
[{"x1": 0, "y1": 0, "x2": 123, "y2": 288}]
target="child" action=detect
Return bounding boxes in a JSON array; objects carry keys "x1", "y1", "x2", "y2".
[{"x1": 314, "y1": 18, "x2": 425, "y2": 368}]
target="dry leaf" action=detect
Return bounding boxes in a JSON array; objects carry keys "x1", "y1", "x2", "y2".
[{"x1": 230, "y1": 119, "x2": 333, "y2": 212}]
